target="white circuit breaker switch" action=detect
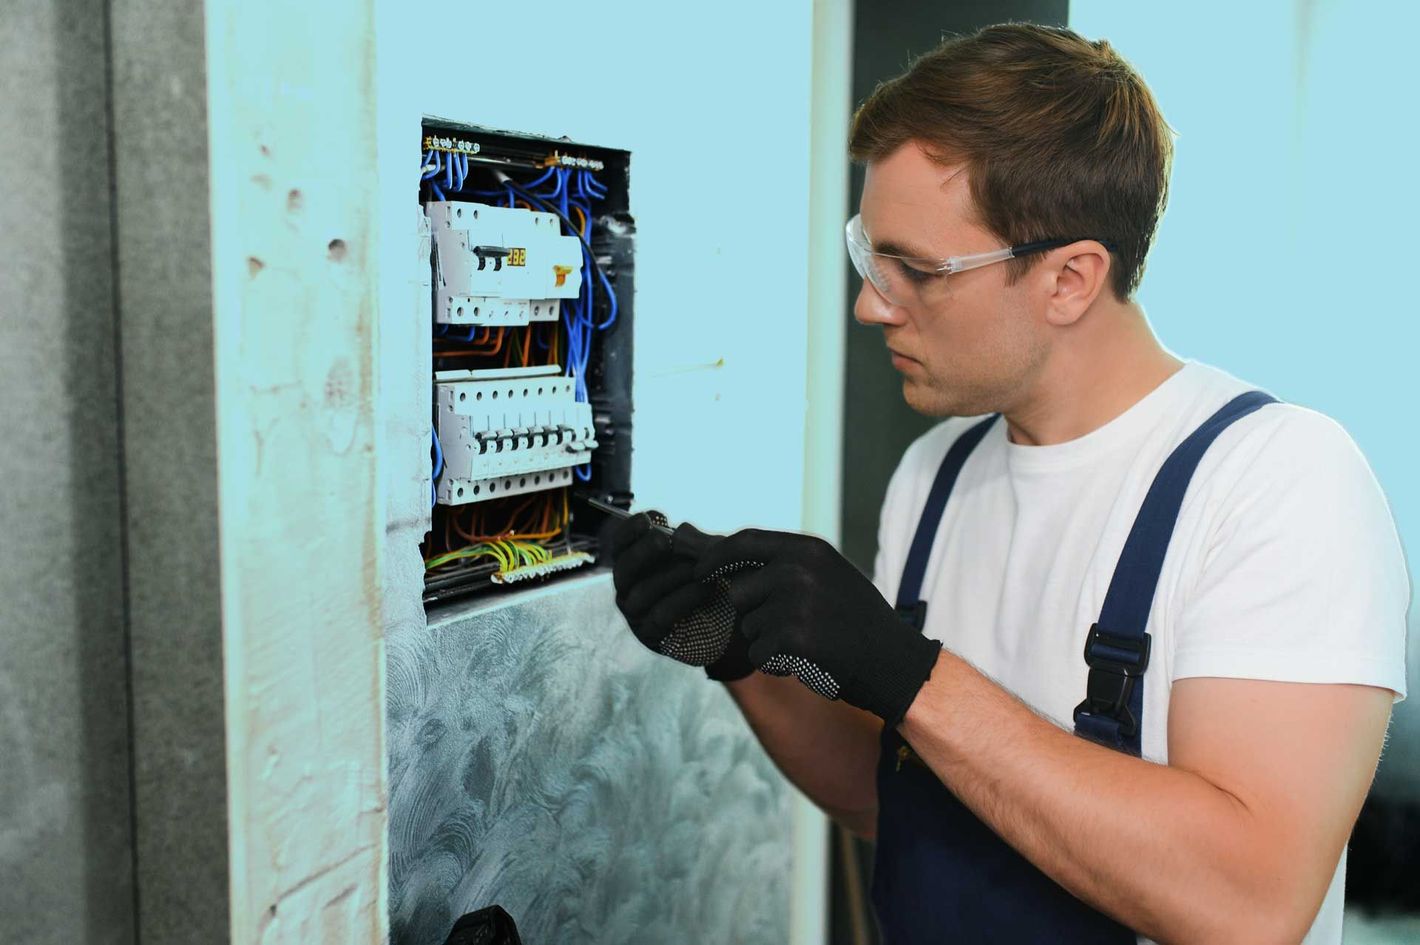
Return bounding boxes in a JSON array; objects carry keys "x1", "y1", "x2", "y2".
[
  {"x1": 427, "y1": 201, "x2": 584, "y2": 327},
  {"x1": 435, "y1": 366, "x2": 597, "y2": 505}
]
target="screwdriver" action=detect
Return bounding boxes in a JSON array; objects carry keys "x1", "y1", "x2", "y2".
[{"x1": 577, "y1": 493, "x2": 714, "y2": 559}]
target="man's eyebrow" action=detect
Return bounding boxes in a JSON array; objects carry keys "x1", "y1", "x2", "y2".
[{"x1": 871, "y1": 236, "x2": 938, "y2": 259}]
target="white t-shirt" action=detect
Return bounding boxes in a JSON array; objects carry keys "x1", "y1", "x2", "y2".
[{"x1": 871, "y1": 361, "x2": 1410, "y2": 945}]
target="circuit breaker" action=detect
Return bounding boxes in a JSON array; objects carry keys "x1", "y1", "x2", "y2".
[
  {"x1": 434, "y1": 366, "x2": 596, "y2": 505},
  {"x1": 426, "y1": 202, "x2": 583, "y2": 327}
]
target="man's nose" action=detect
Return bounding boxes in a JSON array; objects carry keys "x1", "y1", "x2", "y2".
[{"x1": 853, "y1": 280, "x2": 905, "y2": 327}]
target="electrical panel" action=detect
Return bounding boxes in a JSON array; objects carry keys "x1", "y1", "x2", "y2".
[{"x1": 419, "y1": 122, "x2": 634, "y2": 605}]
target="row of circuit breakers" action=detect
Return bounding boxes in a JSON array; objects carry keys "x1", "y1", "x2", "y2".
[{"x1": 429, "y1": 202, "x2": 595, "y2": 505}]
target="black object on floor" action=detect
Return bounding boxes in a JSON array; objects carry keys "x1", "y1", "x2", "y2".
[{"x1": 443, "y1": 905, "x2": 523, "y2": 945}]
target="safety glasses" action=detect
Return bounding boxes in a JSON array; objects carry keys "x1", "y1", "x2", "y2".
[{"x1": 845, "y1": 213, "x2": 1110, "y2": 306}]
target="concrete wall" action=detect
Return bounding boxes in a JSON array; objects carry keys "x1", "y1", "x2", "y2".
[
  {"x1": 2, "y1": 0, "x2": 231, "y2": 939},
  {"x1": 205, "y1": 0, "x2": 389, "y2": 938},
  {"x1": 109, "y1": 0, "x2": 231, "y2": 939},
  {"x1": 5, "y1": 0, "x2": 387, "y2": 939},
  {"x1": 0, "y1": 1, "x2": 135, "y2": 942}
]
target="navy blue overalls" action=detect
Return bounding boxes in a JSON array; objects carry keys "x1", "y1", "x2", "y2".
[{"x1": 871, "y1": 391, "x2": 1276, "y2": 943}]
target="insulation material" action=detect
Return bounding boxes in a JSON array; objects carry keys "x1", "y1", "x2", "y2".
[{"x1": 386, "y1": 577, "x2": 793, "y2": 944}]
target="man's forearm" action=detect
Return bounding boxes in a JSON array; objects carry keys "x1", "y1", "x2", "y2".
[
  {"x1": 900, "y1": 650, "x2": 1331, "y2": 944},
  {"x1": 724, "y1": 672, "x2": 882, "y2": 835}
]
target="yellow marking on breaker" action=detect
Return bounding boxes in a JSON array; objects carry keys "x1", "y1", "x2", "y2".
[
  {"x1": 553, "y1": 264, "x2": 573, "y2": 287},
  {"x1": 507, "y1": 247, "x2": 527, "y2": 267}
]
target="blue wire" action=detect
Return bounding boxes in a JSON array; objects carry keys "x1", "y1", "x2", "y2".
[
  {"x1": 430, "y1": 181, "x2": 445, "y2": 201},
  {"x1": 524, "y1": 167, "x2": 557, "y2": 191},
  {"x1": 431, "y1": 428, "x2": 444, "y2": 506},
  {"x1": 445, "y1": 154, "x2": 454, "y2": 191},
  {"x1": 593, "y1": 256, "x2": 618, "y2": 330},
  {"x1": 532, "y1": 167, "x2": 565, "y2": 200},
  {"x1": 421, "y1": 150, "x2": 440, "y2": 180}
]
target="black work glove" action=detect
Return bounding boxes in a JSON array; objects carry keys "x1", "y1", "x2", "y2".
[
  {"x1": 610, "y1": 511, "x2": 755, "y2": 681},
  {"x1": 695, "y1": 529, "x2": 943, "y2": 726}
]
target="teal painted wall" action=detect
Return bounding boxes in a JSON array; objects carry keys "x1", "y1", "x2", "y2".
[{"x1": 1070, "y1": 0, "x2": 1418, "y2": 796}]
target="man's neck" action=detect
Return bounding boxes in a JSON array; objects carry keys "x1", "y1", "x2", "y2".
[{"x1": 1004, "y1": 303, "x2": 1182, "y2": 447}]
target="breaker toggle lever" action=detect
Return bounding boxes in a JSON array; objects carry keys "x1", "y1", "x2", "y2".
[{"x1": 473, "y1": 245, "x2": 510, "y2": 271}]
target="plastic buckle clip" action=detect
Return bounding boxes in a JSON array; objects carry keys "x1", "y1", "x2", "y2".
[
  {"x1": 1072, "y1": 623, "x2": 1152, "y2": 738},
  {"x1": 895, "y1": 600, "x2": 927, "y2": 632}
]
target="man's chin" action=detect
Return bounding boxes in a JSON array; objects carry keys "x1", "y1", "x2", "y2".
[{"x1": 900, "y1": 377, "x2": 955, "y2": 418}]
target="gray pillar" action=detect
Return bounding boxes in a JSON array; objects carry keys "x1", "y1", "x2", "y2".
[
  {"x1": 0, "y1": 1, "x2": 134, "y2": 942},
  {"x1": 107, "y1": 0, "x2": 230, "y2": 941}
]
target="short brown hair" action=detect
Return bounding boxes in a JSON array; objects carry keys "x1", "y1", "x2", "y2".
[{"x1": 849, "y1": 23, "x2": 1173, "y2": 301}]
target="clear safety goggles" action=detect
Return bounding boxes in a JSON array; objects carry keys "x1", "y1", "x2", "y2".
[{"x1": 845, "y1": 213, "x2": 1109, "y2": 306}]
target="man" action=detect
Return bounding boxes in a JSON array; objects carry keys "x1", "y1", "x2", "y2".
[{"x1": 611, "y1": 24, "x2": 1408, "y2": 944}]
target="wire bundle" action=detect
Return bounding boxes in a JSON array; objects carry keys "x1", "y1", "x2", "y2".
[
  {"x1": 424, "y1": 491, "x2": 572, "y2": 574},
  {"x1": 421, "y1": 148, "x2": 469, "y2": 200},
  {"x1": 424, "y1": 537, "x2": 554, "y2": 574}
]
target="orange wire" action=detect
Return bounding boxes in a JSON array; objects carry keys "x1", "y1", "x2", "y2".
[
  {"x1": 435, "y1": 326, "x2": 506, "y2": 358},
  {"x1": 455, "y1": 493, "x2": 563, "y2": 542},
  {"x1": 456, "y1": 327, "x2": 505, "y2": 355}
]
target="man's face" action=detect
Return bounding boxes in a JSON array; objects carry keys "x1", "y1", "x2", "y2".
[{"x1": 854, "y1": 143, "x2": 1048, "y2": 418}]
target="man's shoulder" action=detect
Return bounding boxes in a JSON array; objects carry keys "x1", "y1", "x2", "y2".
[
  {"x1": 1201, "y1": 396, "x2": 1373, "y2": 493},
  {"x1": 1169, "y1": 361, "x2": 1362, "y2": 465}
]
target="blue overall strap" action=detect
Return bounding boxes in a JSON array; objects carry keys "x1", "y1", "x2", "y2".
[
  {"x1": 1073, "y1": 390, "x2": 1278, "y2": 755},
  {"x1": 895, "y1": 414, "x2": 1000, "y2": 630}
]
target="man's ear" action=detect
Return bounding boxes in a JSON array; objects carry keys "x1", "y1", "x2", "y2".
[{"x1": 1042, "y1": 241, "x2": 1112, "y2": 327}]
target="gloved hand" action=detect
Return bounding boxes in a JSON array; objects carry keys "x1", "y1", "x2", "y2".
[
  {"x1": 694, "y1": 529, "x2": 943, "y2": 726},
  {"x1": 610, "y1": 511, "x2": 755, "y2": 681}
]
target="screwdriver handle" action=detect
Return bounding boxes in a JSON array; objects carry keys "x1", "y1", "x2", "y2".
[{"x1": 669, "y1": 522, "x2": 715, "y2": 561}]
